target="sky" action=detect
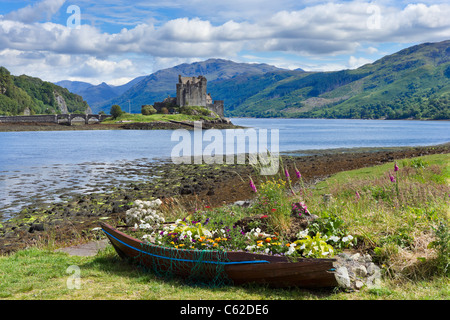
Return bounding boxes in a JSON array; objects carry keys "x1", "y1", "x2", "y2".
[{"x1": 0, "y1": 0, "x2": 449, "y2": 86}]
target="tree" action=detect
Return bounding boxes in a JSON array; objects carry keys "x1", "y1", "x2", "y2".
[
  {"x1": 141, "y1": 104, "x2": 157, "y2": 115},
  {"x1": 110, "y1": 104, "x2": 123, "y2": 119}
]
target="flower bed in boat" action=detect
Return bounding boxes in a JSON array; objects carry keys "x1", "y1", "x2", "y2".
[{"x1": 123, "y1": 173, "x2": 357, "y2": 259}]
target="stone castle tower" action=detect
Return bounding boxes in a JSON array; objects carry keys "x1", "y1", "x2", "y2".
[{"x1": 176, "y1": 75, "x2": 224, "y2": 117}]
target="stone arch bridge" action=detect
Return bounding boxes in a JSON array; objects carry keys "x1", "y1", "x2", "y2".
[{"x1": 56, "y1": 114, "x2": 111, "y2": 125}]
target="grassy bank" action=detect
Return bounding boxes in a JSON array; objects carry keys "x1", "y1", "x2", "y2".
[
  {"x1": 101, "y1": 112, "x2": 220, "y2": 124},
  {"x1": 0, "y1": 153, "x2": 448, "y2": 300}
]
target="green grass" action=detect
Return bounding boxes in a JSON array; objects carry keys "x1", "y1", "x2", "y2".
[
  {"x1": 305, "y1": 153, "x2": 449, "y2": 279},
  {"x1": 101, "y1": 112, "x2": 219, "y2": 124},
  {"x1": 1, "y1": 245, "x2": 448, "y2": 300},
  {"x1": 1, "y1": 153, "x2": 448, "y2": 300}
]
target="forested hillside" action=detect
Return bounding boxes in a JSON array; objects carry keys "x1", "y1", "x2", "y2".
[
  {"x1": 215, "y1": 40, "x2": 450, "y2": 120},
  {"x1": 0, "y1": 67, "x2": 90, "y2": 116}
]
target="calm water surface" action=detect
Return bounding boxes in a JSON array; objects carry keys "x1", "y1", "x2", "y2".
[{"x1": 1, "y1": 118, "x2": 449, "y2": 220}]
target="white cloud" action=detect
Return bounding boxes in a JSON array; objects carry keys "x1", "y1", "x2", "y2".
[
  {"x1": 348, "y1": 56, "x2": 373, "y2": 69},
  {"x1": 0, "y1": 48, "x2": 143, "y2": 85},
  {"x1": 2, "y1": 1, "x2": 449, "y2": 58},
  {"x1": 1, "y1": 1, "x2": 449, "y2": 83},
  {"x1": 4, "y1": 0, "x2": 66, "y2": 24}
]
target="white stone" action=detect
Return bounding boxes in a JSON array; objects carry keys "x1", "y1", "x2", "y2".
[
  {"x1": 335, "y1": 267, "x2": 351, "y2": 289},
  {"x1": 355, "y1": 280, "x2": 365, "y2": 290},
  {"x1": 350, "y1": 253, "x2": 361, "y2": 261},
  {"x1": 354, "y1": 265, "x2": 368, "y2": 278}
]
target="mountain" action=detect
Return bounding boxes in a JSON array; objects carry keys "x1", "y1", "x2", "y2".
[
  {"x1": 95, "y1": 59, "x2": 287, "y2": 114},
  {"x1": 223, "y1": 40, "x2": 450, "y2": 119},
  {"x1": 56, "y1": 76, "x2": 147, "y2": 108},
  {"x1": 0, "y1": 67, "x2": 90, "y2": 116},
  {"x1": 54, "y1": 40, "x2": 449, "y2": 120}
]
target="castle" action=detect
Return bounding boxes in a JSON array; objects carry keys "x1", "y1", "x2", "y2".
[{"x1": 154, "y1": 75, "x2": 224, "y2": 117}]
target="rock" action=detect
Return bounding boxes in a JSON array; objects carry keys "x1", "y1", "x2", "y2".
[
  {"x1": 354, "y1": 265, "x2": 368, "y2": 278},
  {"x1": 334, "y1": 252, "x2": 382, "y2": 291},
  {"x1": 335, "y1": 267, "x2": 351, "y2": 289},
  {"x1": 233, "y1": 200, "x2": 251, "y2": 207},
  {"x1": 366, "y1": 273, "x2": 382, "y2": 288},
  {"x1": 350, "y1": 253, "x2": 361, "y2": 261},
  {"x1": 367, "y1": 263, "x2": 380, "y2": 276},
  {"x1": 29, "y1": 223, "x2": 45, "y2": 233},
  {"x1": 355, "y1": 280, "x2": 365, "y2": 290}
]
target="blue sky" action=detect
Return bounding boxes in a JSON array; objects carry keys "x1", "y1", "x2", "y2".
[{"x1": 0, "y1": 0, "x2": 449, "y2": 85}]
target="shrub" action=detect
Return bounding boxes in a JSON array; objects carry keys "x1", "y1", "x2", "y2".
[
  {"x1": 110, "y1": 104, "x2": 123, "y2": 119},
  {"x1": 141, "y1": 105, "x2": 157, "y2": 115}
]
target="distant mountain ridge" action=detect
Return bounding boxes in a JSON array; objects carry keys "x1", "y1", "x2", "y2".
[
  {"x1": 56, "y1": 76, "x2": 146, "y2": 109},
  {"x1": 57, "y1": 59, "x2": 289, "y2": 113},
  {"x1": 56, "y1": 40, "x2": 449, "y2": 120}
]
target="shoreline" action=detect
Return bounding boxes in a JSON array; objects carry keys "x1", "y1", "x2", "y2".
[
  {"x1": 0, "y1": 119, "x2": 241, "y2": 132},
  {"x1": 0, "y1": 142, "x2": 449, "y2": 255}
]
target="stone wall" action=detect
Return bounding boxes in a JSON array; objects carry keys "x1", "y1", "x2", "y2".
[
  {"x1": 207, "y1": 100, "x2": 224, "y2": 117},
  {"x1": 176, "y1": 75, "x2": 207, "y2": 107},
  {"x1": 0, "y1": 115, "x2": 57, "y2": 123},
  {"x1": 0, "y1": 114, "x2": 110, "y2": 124}
]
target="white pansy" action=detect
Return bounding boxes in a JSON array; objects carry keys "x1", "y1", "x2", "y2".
[
  {"x1": 328, "y1": 236, "x2": 340, "y2": 242},
  {"x1": 342, "y1": 235, "x2": 354, "y2": 242},
  {"x1": 296, "y1": 229, "x2": 309, "y2": 239}
]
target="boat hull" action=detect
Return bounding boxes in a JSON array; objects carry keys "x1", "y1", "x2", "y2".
[{"x1": 100, "y1": 222, "x2": 338, "y2": 288}]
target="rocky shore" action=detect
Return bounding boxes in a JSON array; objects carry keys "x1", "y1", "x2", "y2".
[
  {"x1": 0, "y1": 118, "x2": 240, "y2": 132},
  {"x1": 0, "y1": 143, "x2": 449, "y2": 255}
]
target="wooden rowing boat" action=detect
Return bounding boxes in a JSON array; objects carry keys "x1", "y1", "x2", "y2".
[{"x1": 100, "y1": 222, "x2": 339, "y2": 288}]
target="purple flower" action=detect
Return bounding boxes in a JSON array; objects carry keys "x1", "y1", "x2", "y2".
[
  {"x1": 389, "y1": 173, "x2": 396, "y2": 183},
  {"x1": 285, "y1": 168, "x2": 290, "y2": 179},
  {"x1": 249, "y1": 177, "x2": 257, "y2": 193},
  {"x1": 394, "y1": 163, "x2": 399, "y2": 172},
  {"x1": 295, "y1": 169, "x2": 301, "y2": 179},
  {"x1": 355, "y1": 191, "x2": 360, "y2": 200}
]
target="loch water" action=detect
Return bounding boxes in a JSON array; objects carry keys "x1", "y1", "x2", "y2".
[{"x1": 0, "y1": 118, "x2": 449, "y2": 220}]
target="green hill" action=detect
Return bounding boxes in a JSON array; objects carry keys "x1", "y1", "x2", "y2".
[
  {"x1": 0, "y1": 67, "x2": 90, "y2": 116},
  {"x1": 222, "y1": 40, "x2": 450, "y2": 120}
]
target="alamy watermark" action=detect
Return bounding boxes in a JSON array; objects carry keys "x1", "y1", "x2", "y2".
[
  {"x1": 67, "y1": 5, "x2": 81, "y2": 29},
  {"x1": 171, "y1": 121, "x2": 280, "y2": 175},
  {"x1": 66, "y1": 265, "x2": 81, "y2": 289},
  {"x1": 366, "y1": 4, "x2": 382, "y2": 30}
]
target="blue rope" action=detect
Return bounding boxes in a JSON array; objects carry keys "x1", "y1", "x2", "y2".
[{"x1": 102, "y1": 228, "x2": 270, "y2": 266}]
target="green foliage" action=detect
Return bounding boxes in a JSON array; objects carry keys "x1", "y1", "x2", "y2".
[
  {"x1": 110, "y1": 104, "x2": 123, "y2": 119},
  {"x1": 380, "y1": 226, "x2": 415, "y2": 248},
  {"x1": 308, "y1": 212, "x2": 356, "y2": 250},
  {"x1": 0, "y1": 66, "x2": 89, "y2": 115},
  {"x1": 179, "y1": 105, "x2": 215, "y2": 117},
  {"x1": 409, "y1": 158, "x2": 429, "y2": 169},
  {"x1": 141, "y1": 105, "x2": 157, "y2": 115},
  {"x1": 223, "y1": 41, "x2": 450, "y2": 120},
  {"x1": 429, "y1": 220, "x2": 450, "y2": 276},
  {"x1": 251, "y1": 179, "x2": 292, "y2": 232},
  {"x1": 293, "y1": 233, "x2": 335, "y2": 258}
]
